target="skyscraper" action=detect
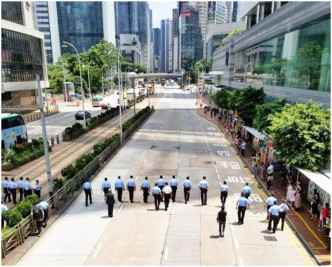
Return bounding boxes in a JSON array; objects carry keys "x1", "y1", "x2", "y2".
[
  {"x1": 153, "y1": 28, "x2": 161, "y2": 72},
  {"x1": 160, "y1": 19, "x2": 172, "y2": 72},
  {"x1": 172, "y1": 8, "x2": 179, "y2": 72},
  {"x1": 216, "y1": 2, "x2": 227, "y2": 24}
]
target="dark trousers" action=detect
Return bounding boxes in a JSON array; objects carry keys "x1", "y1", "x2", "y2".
[
  {"x1": 244, "y1": 193, "x2": 250, "y2": 199},
  {"x1": 103, "y1": 187, "x2": 110, "y2": 196},
  {"x1": 268, "y1": 215, "x2": 280, "y2": 233},
  {"x1": 184, "y1": 188, "x2": 190, "y2": 204},
  {"x1": 220, "y1": 191, "x2": 228, "y2": 205},
  {"x1": 116, "y1": 188, "x2": 123, "y2": 202},
  {"x1": 10, "y1": 189, "x2": 17, "y2": 204},
  {"x1": 84, "y1": 189, "x2": 92, "y2": 206},
  {"x1": 43, "y1": 209, "x2": 49, "y2": 226},
  {"x1": 164, "y1": 193, "x2": 171, "y2": 210},
  {"x1": 200, "y1": 188, "x2": 207, "y2": 205},
  {"x1": 279, "y1": 212, "x2": 286, "y2": 231},
  {"x1": 171, "y1": 186, "x2": 177, "y2": 202},
  {"x1": 24, "y1": 189, "x2": 32, "y2": 198},
  {"x1": 19, "y1": 188, "x2": 24, "y2": 202},
  {"x1": 159, "y1": 186, "x2": 164, "y2": 200},
  {"x1": 267, "y1": 180, "x2": 272, "y2": 190},
  {"x1": 219, "y1": 221, "x2": 226, "y2": 236},
  {"x1": 241, "y1": 148, "x2": 245, "y2": 157},
  {"x1": 34, "y1": 190, "x2": 41, "y2": 199},
  {"x1": 3, "y1": 188, "x2": 11, "y2": 203},
  {"x1": 108, "y1": 203, "x2": 114, "y2": 217},
  {"x1": 153, "y1": 194, "x2": 161, "y2": 210},
  {"x1": 36, "y1": 220, "x2": 43, "y2": 234},
  {"x1": 142, "y1": 188, "x2": 149, "y2": 203},
  {"x1": 238, "y1": 206, "x2": 247, "y2": 224},
  {"x1": 128, "y1": 186, "x2": 135, "y2": 203}
]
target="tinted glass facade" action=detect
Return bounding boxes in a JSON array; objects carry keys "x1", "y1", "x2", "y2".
[
  {"x1": 234, "y1": 16, "x2": 331, "y2": 92},
  {"x1": 57, "y1": 2, "x2": 104, "y2": 53},
  {"x1": 1, "y1": 2, "x2": 23, "y2": 25},
  {"x1": 1, "y1": 29, "x2": 44, "y2": 82}
]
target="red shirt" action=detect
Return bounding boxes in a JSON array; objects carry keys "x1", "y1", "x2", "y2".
[{"x1": 321, "y1": 207, "x2": 330, "y2": 218}]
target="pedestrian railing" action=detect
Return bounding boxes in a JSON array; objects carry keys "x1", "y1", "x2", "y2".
[{"x1": 1, "y1": 106, "x2": 154, "y2": 258}]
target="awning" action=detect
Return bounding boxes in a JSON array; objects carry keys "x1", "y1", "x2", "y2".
[
  {"x1": 242, "y1": 125, "x2": 266, "y2": 141},
  {"x1": 209, "y1": 71, "x2": 224, "y2": 75},
  {"x1": 296, "y1": 167, "x2": 331, "y2": 195}
]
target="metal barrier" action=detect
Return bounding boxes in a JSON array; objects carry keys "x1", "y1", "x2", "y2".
[{"x1": 1, "y1": 106, "x2": 153, "y2": 258}]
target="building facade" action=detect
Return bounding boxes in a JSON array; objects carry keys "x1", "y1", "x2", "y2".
[
  {"x1": 1, "y1": 1, "x2": 48, "y2": 109},
  {"x1": 160, "y1": 19, "x2": 172, "y2": 72},
  {"x1": 153, "y1": 28, "x2": 161, "y2": 72},
  {"x1": 211, "y1": 1, "x2": 331, "y2": 108}
]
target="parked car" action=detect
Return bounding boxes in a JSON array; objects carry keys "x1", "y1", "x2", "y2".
[
  {"x1": 100, "y1": 103, "x2": 110, "y2": 110},
  {"x1": 75, "y1": 111, "x2": 91, "y2": 120}
]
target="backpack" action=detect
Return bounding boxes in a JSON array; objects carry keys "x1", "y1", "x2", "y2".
[{"x1": 33, "y1": 206, "x2": 42, "y2": 221}]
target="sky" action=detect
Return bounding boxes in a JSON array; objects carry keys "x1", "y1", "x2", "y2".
[{"x1": 148, "y1": 1, "x2": 178, "y2": 28}]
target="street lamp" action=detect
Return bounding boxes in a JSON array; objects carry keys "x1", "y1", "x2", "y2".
[
  {"x1": 101, "y1": 65, "x2": 106, "y2": 97},
  {"x1": 59, "y1": 60, "x2": 67, "y2": 102},
  {"x1": 125, "y1": 66, "x2": 136, "y2": 116},
  {"x1": 62, "y1": 41, "x2": 86, "y2": 128}
]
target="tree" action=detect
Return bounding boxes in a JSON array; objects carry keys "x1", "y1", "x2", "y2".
[
  {"x1": 253, "y1": 99, "x2": 288, "y2": 133},
  {"x1": 227, "y1": 89, "x2": 242, "y2": 111},
  {"x1": 268, "y1": 100, "x2": 330, "y2": 171},
  {"x1": 213, "y1": 90, "x2": 230, "y2": 109}
]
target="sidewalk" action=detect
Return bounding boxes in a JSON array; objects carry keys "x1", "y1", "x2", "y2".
[{"x1": 197, "y1": 92, "x2": 331, "y2": 266}]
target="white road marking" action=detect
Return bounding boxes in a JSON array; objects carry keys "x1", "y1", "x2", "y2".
[
  {"x1": 239, "y1": 258, "x2": 244, "y2": 266},
  {"x1": 164, "y1": 247, "x2": 169, "y2": 261},
  {"x1": 234, "y1": 238, "x2": 239, "y2": 249},
  {"x1": 93, "y1": 243, "x2": 102, "y2": 258},
  {"x1": 118, "y1": 204, "x2": 123, "y2": 213}
]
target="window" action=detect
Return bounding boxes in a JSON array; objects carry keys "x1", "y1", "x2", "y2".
[
  {"x1": 1, "y1": 2, "x2": 23, "y2": 25},
  {"x1": 37, "y1": 16, "x2": 48, "y2": 19},
  {"x1": 38, "y1": 22, "x2": 49, "y2": 25},
  {"x1": 36, "y1": 5, "x2": 48, "y2": 8}
]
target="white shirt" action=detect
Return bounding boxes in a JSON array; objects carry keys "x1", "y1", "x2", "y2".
[
  {"x1": 240, "y1": 142, "x2": 246, "y2": 149},
  {"x1": 267, "y1": 165, "x2": 274, "y2": 173},
  {"x1": 221, "y1": 185, "x2": 228, "y2": 192},
  {"x1": 162, "y1": 186, "x2": 172, "y2": 194}
]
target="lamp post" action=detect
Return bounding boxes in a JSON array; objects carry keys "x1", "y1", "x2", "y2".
[
  {"x1": 101, "y1": 65, "x2": 106, "y2": 97},
  {"x1": 125, "y1": 66, "x2": 136, "y2": 115},
  {"x1": 59, "y1": 60, "x2": 67, "y2": 102},
  {"x1": 87, "y1": 65, "x2": 92, "y2": 100},
  {"x1": 62, "y1": 41, "x2": 86, "y2": 128}
]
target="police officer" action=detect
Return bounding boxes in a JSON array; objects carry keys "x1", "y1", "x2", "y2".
[
  {"x1": 268, "y1": 200, "x2": 280, "y2": 233},
  {"x1": 278, "y1": 199, "x2": 289, "y2": 231},
  {"x1": 126, "y1": 175, "x2": 136, "y2": 203},
  {"x1": 2, "y1": 177, "x2": 10, "y2": 203},
  {"x1": 34, "y1": 180, "x2": 41, "y2": 198},
  {"x1": 141, "y1": 176, "x2": 150, "y2": 203},
  {"x1": 265, "y1": 193, "x2": 277, "y2": 220},
  {"x1": 169, "y1": 175, "x2": 178, "y2": 202},
  {"x1": 17, "y1": 177, "x2": 25, "y2": 202},
  {"x1": 1, "y1": 201, "x2": 8, "y2": 228},
  {"x1": 236, "y1": 193, "x2": 250, "y2": 224},
  {"x1": 101, "y1": 178, "x2": 111, "y2": 196},
  {"x1": 183, "y1": 176, "x2": 192, "y2": 204},
  {"x1": 24, "y1": 177, "x2": 32, "y2": 197},
  {"x1": 162, "y1": 182, "x2": 172, "y2": 211},
  {"x1": 83, "y1": 179, "x2": 93, "y2": 207},
  {"x1": 220, "y1": 181, "x2": 229, "y2": 206},
  {"x1": 9, "y1": 178, "x2": 17, "y2": 204},
  {"x1": 114, "y1": 176, "x2": 125, "y2": 202},
  {"x1": 37, "y1": 200, "x2": 49, "y2": 227},
  {"x1": 152, "y1": 183, "x2": 161, "y2": 210},
  {"x1": 198, "y1": 176, "x2": 209, "y2": 205},
  {"x1": 105, "y1": 188, "x2": 116, "y2": 217},
  {"x1": 157, "y1": 175, "x2": 165, "y2": 201},
  {"x1": 241, "y1": 182, "x2": 251, "y2": 199}
]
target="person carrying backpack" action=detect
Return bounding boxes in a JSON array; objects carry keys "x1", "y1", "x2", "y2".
[{"x1": 33, "y1": 204, "x2": 44, "y2": 237}]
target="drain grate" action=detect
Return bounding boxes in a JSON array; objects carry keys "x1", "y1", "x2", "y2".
[
  {"x1": 263, "y1": 235, "x2": 277, "y2": 241},
  {"x1": 205, "y1": 161, "x2": 212, "y2": 164}
]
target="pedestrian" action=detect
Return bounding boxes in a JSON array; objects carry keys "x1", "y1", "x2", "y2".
[
  {"x1": 157, "y1": 175, "x2": 165, "y2": 201},
  {"x1": 310, "y1": 193, "x2": 320, "y2": 221},
  {"x1": 236, "y1": 193, "x2": 250, "y2": 224},
  {"x1": 37, "y1": 200, "x2": 49, "y2": 228},
  {"x1": 261, "y1": 163, "x2": 267, "y2": 181},
  {"x1": 9, "y1": 177, "x2": 17, "y2": 204},
  {"x1": 114, "y1": 176, "x2": 125, "y2": 202},
  {"x1": 240, "y1": 140, "x2": 246, "y2": 157},
  {"x1": 17, "y1": 177, "x2": 24, "y2": 202},
  {"x1": 265, "y1": 193, "x2": 277, "y2": 220},
  {"x1": 251, "y1": 154, "x2": 257, "y2": 177},
  {"x1": 216, "y1": 206, "x2": 227, "y2": 237},
  {"x1": 24, "y1": 177, "x2": 32, "y2": 197},
  {"x1": 183, "y1": 176, "x2": 192, "y2": 204},
  {"x1": 169, "y1": 175, "x2": 178, "y2": 202},
  {"x1": 162, "y1": 182, "x2": 172, "y2": 211},
  {"x1": 241, "y1": 183, "x2": 251, "y2": 199},
  {"x1": 126, "y1": 175, "x2": 136, "y2": 203},
  {"x1": 198, "y1": 176, "x2": 209, "y2": 205},
  {"x1": 33, "y1": 204, "x2": 44, "y2": 237},
  {"x1": 286, "y1": 182, "x2": 296, "y2": 206},
  {"x1": 34, "y1": 180, "x2": 41, "y2": 198},
  {"x1": 294, "y1": 182, "x2": 302, "y2": 211},
  {"x1": 319, "y1": 203, "x2": 330, "y2": 231},
  {"x1": 101, "y1": 178, "x2": 111, "y2": 196},
  {"x1": 83, "y1": 179, "x2": 93, "y2": 207},
  {"x1": 141, "y1": 176, "x2": 150, "y2": 203},
  {"x1": 1, "y1": 201, "x2": 8, "y2": 228},
  {"x1": 278, "y1": 199, "x2": 289, "y2": 231},
  {"x1": 220, "y1": 181, "x2": 228, "y2": 206},
  {"x1": 105, "y1": 188, "x2": 116, "y2": 217},
  {"x1": 2, "y1": 177, "x2": 11, "y2": 203},
  {"x1": 266, "y1": 168, "x2": 274, "y2": 191},
  {"x1": 152, "y1": 183, "x2": 161, "y2": 210},
  {"x1": 267, "y1": 200, "x2": 281, "y2": 233}
]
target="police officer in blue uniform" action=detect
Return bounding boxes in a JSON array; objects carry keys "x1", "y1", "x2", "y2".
[
  {"x1": 9, "y1": 178, "x2": 17, "y2": 204},
  {"x1": 220, "y1": 181, "x2": 229, "y2": 206},
  {"x1": 83, "y1": 179, "x2": 93, "y2": 207},
  {"x1": 101, "y1": 178, "x2": 111, "y2": 196},
  {"x1": 34, "y1": 180, "x2": 41, "y2": 198},
  {"x1": 152, "y1": 183, "x2": 161, "y2": 210},
  {"x1": 24, "y1": 177, "x2": 32, "y2": 197},
  {"x1": 114, "y1": 176, "x2": 125, "y2": 202},
  {"x1": 198, "y1": 176, "x2": 209, "y2": 205},
  {"x1": 141, "y1": 176, "x2": 150, "y2": 203},
  {"x1": 236, "y1": 193, "x2": 250, "y2": 224},
  {"x1": 241, "y1": 183, "x2": 251, "y2": 199},
  {"x1": 183, "y1": 177, "x2": 192, "y2": 204},
  {"x1": 278, "y1": 199, "x2": 289, "y2": 231},
  {"x1": 169, "y1": 175, "x2": 178, "y2": 202},
  {"x1": 265, "y1": 193, "x2": 277, "y2": 220},
  {"x1": 268, "y1": 200, "x2": 281, "y2": 233},
  {"x1": 17, "y1": 177, "x2": 25, "y2": 202},
  {"x1": 126, "y1": 175, "x2": 136, "y2": 203},
  {"x1": 2, "y1": 177, "x2": 10, "y2": 203},
  {"x1": 37, "y1": 200, "x2": 49, "y2": 227},
  {"x1": 157, "y1": 175, "x2": 166, "y2": 201}
]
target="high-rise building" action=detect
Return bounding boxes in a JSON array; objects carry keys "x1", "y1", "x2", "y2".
[
  {"x1": 153, "y1": 28, "x2": 161, "y2": 72},
  {"x1": 216, "y1": 2, "x2": 227, "y2": 24},
  {"x1": 2, "y1": 1, "x2": 48, "y2": 109},
  {"x1": 172, "y1": 8, "x2": 179, "y2": 72},
  {"x1": 160, "y1": 19, "x2": 172, "y2": 72},
  {"x1": 194, "y1": 2, "x2": 208, "y2": 57},
  {"x1": 225, "y1": 2, "x2": 232, "y2": 23}
]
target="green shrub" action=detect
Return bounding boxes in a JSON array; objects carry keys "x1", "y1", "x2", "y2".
[
  {"x1": 53, "y1": 178, "x2": 64, "y2": 192},
  {"x1": 7, "y1": 210, "x2": 22, "y2": 227},
  {"x1": 24, "y1": 194, "x2": 40, "y2": 205},
  {"x1": 2, "y1": 210, "x2": 10, "y2": 225},
  {"x1": 16, "y1": 201, "x2": 33, "y2": 218},
  {"x1": 61, "y1": 165, "x2": 79, "y2": 179}
]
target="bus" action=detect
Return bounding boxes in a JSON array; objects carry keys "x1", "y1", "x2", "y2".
[
  {"x1": 1, "y1": 113, "x2": 28, "y2": 150},
  {"x1": 92, "y1": 95, "x2": 103, "y2": 107}
]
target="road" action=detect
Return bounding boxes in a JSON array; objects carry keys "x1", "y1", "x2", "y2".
[{"x1": 16, "y1": 88, "x2": 315, "y2": 266}]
